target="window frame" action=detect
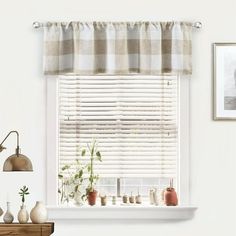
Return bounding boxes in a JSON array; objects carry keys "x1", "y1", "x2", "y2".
[{"x1": 46, "y1": 75, "x2": 195, "y2": 220}]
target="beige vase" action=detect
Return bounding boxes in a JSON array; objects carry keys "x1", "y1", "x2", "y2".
[
  {"x1": 30, "y1": 201, "x2": 47, "y2": 224},
  {"x1": 18, "y1": 204, "x2": 29, "y2": 223}
]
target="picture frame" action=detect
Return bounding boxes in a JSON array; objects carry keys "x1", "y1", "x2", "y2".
[{"x1": 213, "y1": 43, "x2": 236, "y2": 120}]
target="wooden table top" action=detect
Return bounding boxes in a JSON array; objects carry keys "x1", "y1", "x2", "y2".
[{"x1": 0, "y1": 222, "x2": 54, "y2": 236}]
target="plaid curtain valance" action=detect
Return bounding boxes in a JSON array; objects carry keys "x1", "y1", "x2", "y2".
[{"x1": 43, "y1": 21, "x2": 192, "y2": 76}]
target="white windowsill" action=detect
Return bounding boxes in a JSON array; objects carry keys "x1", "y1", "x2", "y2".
[{"x1": 47, "y1": 205, "x2": 197, "y2": 220}]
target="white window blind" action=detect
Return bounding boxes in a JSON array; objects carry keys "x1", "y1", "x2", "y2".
[{"x1": 58, "y1": 76, "x2": 178, "y2": 179}]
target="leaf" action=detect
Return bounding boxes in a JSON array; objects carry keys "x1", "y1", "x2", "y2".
[
  {"x1": 87, "y1": 166, "x2": 91, "y2": 172},
  {"x1": 58, "y1": 174, "x2": 63, "y2": 179},
  {"x1": 62, "y1": 165, "x2": 70, "y2": 171},
  {"x1": 91, "y1": 146, "x2": 94, "y2": 156},
  {"x1": 81, "y1": 149, "x2": 86, "y2": 156},
  {"x1": 78, "y1": 169, "x2": 83, "y2": 178},
  {"x1": 75, "y1": 185, "x2": 79, "y2": 192},
  {"x1": 96, "y1": 151, "x2": 102, "y2": 161},
  {"x1": 74, "y1": 174, "x2": 79, "y2": 179}
]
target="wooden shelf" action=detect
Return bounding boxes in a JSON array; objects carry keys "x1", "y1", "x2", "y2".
[{"x1": 0, "y1": 222, "x2": 54, "y2": 236}]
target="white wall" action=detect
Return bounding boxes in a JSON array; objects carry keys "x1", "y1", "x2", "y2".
[{"x1": 0, "y1": 0, "x2": 236, "y2": 235}]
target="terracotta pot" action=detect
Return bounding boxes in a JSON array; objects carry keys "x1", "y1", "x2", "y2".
[
  {"x1": 164, "y1": 188, "x2": 178, "y2": 206},
  {"x1": 88, "y1": 190, "x2": 97, "y2": 206}
]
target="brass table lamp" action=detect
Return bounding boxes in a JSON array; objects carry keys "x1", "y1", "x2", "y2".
[{"x1": 0, "y1": 131, "x2": 33, "y2": 171}]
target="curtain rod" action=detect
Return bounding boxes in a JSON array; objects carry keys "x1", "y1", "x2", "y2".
[{"x1": 32, "y1": 21, "x2": 202, "y2": 29}]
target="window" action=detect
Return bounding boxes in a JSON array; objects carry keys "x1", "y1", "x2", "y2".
[
  {"x1": 46, "y1": 75, "x2": 190, "y2": 209},
  {"x1": 42, "y1": 20, "x2": 196, "y2": 219}
]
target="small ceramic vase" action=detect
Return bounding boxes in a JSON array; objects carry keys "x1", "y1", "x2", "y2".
[
  {"x1": 18, "y1": 204, "x2": 29, "y2": 223},
  {"x1": 100, "y1": 196, "x2": 107, "y2": 206},
  {"x1": 153, "y1": 188, "x2": 158, "y2": 205},
  {"x1": 74, "y1": 191, "x2": 83, "y2": 206},
  {"x1": 30, "y1": 201, "x2": 47, "y2": 223},
  {"x1": 3, "y1": 202, "x2": 14, "y2": 223},
  {"x1": 149, "y1": 188, "x2": 158, "y2": 205},
  {"x1": 129, "y1": 193, "x2": 135, "y2": 204},
  {"x1": 164, "y1": 188, "x2": 178, "y2": 206},
  {"x1": 164, "y1": 179, "x2": 178, "y2": 206},
  {"x1": 149, "y1": 189, "x2": 154, "y2": 204},
  {"x1": 112, "y1": 196, "x2": 116, "y2": 205},
  {"x1": 122, "y1": 195, "x2": 128, "y2": 204},
  {"x1": 135, "y1": 194, "x2": 142, "y2": 204}
]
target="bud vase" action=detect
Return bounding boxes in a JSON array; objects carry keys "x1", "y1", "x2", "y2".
[
  {"x1": 30, "y1": 201, "x2": 47, "y2": 224},
  {"x1": 18, "y1": 204, "x2": 29, "y2": 223},
  {"x1": 164, "y1": 187, "x2": 178, "y2": 206},
  {"x1": 164, "y1": 179, "x2": 178, "y2": 206},
  {"x1": 74, "y1": 191, "x2": 83, "y2": 206},
  {"x1": 3, "y1": 202, "x2": 14, "y2": 223}
]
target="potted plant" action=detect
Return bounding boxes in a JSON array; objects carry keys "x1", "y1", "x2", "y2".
[
  {"x1": 82, "y1": 140, "x2": 102, "y2": 206},
  {"x1": 17, "y1": 186, "x2": 30, "y2": 223}
]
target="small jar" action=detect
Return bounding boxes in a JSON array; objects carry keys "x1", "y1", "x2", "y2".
[
  {"x1": 122, "y1": 195, "x2": 128, "y2": 204},
  {"x1": 135, "y1": 195, "x2": 142, "y2": 204},
  {"x1": 164, "y1": 188, "x2": 178, "y2": 206},
  {"x1": 129, "y1": 195, "x2": 135, "y2": 204},
  {"x1": 100, "y1": 196, "x2": 107, "y2": 206},
  {"x1": 112, "y1": 196, "x2": 116, "y2": 205}
]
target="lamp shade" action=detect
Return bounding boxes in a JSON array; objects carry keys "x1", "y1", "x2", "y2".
[{"x1": 3, "y1": 153, "x2": 33, "y2": 171}]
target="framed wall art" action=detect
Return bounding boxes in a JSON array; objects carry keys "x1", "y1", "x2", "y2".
[{"x1": 213, "y1": 43, "x2": 236, "y2": 120}]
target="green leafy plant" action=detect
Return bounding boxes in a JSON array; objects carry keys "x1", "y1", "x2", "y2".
[
  {"x1": 82, "y1": 140, "x2": 102, "y2": 193},
  {"x1": 58, "y1": 140, "x2": 102, "y2": 204},
  {"x1": 58, "y1": 164, "x2": 74, "y2": 204},
  {"x1": 58, "y1": 155, "x2": 88, "y2": 204},
  {"x1": 19, "y1": 186, "x2": 30, "y2": 204}
]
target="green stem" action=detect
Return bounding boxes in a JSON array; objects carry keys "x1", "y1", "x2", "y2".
[{"x1": 90, "y1": 141, "x2": 95, "y2": 190}]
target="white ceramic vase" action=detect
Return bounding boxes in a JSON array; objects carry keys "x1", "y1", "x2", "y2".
[
  {"x1": 30, "y1": 201, "x2": 47, "y2": 224},
  {"x1": 74, "y1": 191, "x2": 83, "y2": 206},
  {"x1": 3, "y1": 202, "x2": 14, "y2": 223},
  {"x1": 18, "y1": 204, "x2": 29, "y2": 223}
]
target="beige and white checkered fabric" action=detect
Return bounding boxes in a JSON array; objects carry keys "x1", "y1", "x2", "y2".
[{"x1": 43, "y1": 22, "x2": 192, "y2": 75}]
